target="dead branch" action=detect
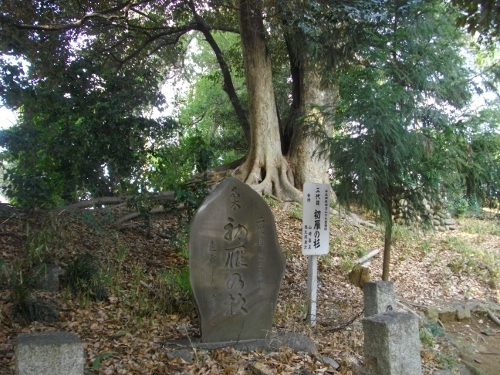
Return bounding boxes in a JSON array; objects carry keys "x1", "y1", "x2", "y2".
[
  {"x1": 355, "y1": 248, "x2": 381, "y2": 266},
  {"x1": 115, "y1": 201, "x2": 185, "y2": 226}
]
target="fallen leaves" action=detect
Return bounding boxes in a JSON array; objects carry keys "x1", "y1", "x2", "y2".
[{"x1": 0, "y1": 203, "x2": 499, "y2": 374}]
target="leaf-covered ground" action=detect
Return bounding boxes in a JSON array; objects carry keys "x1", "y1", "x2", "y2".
[{"x1": 0, "y1": 201, "x2": 499, "y2": 374}]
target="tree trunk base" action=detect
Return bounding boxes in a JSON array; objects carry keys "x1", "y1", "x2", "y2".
[{"x1": 236, "y1": 155, "x2": 301, "y2": 202}]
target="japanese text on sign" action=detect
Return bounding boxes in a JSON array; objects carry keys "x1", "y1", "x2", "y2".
[{"x1": 302, "y1": 183, "x2": 330, "y2": 255}]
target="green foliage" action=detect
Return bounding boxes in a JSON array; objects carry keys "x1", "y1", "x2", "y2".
[
  {"x1": 174, "y1": 180, "x2": 210, "y2": 219},
  {"x1": 91, "y1": 353, "x2": 114, "y2": 371},
  {"x1": 62, "y1": 254, "x2": 108, "y2": 301},
  {"x1": 444, "y1": 233, "x2": 500, "y2": 286},
  {"x1": 453, "y1": 102, "x2": 500, "y2": 208},
  {"x1": 312, "y1": 0, "x2": 474, "y2": 279},
  {"x1": 23, "y1": 214, "x2": 74, "y2": 267},
  {"x1": 288, "y1": 204, "x2": 303, "y2": 220},
  {"x1": 318, "y1": 1, "x2": 472, "y2": 222},
  {"x1": 176, "y1": 34, "x2": 248, "y2": 166},
  {"x1": 420, "y1": 321, "x2": 445, "y2": 350},
  {"x1": 125, "y1": 266, "x2": 195, "y2": 317},
  {"x1": 263, "y1": 194, "x2": 280, "y2": 208},
  {"x1": 0, "y1": 53, "x2": 174, "y2": 207},
  {"x1": 450, "y1": 196, "x2": 482, "y2": 218},
  {"x1": 451, "y1": 0, "x2": 500, "y2": 43},
  {"x1": 5, "y1": 263, "x2": 60, "y2": 324},
  {"x1": 461, "y1": 217, "x2": 500, "y2": 236},
  {"x1": 154, "y1": 267, "x2": 194, "y2": 315}
]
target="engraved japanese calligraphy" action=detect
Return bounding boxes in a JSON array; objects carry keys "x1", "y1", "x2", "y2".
[{"x1": 189, "y1": 178, "x2": 286, "y2": 342}]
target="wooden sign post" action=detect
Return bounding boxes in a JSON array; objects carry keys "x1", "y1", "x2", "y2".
[{"x1": 302, "y1": 183, "x2": 330, "y2": 327}]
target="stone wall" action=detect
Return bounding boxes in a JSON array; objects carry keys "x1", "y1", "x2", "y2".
[{"x1": 393, "y1": 197, "x2": 457, "y2": 231}]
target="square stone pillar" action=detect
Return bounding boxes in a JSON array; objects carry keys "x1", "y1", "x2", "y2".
[
  {"x1": 363, "y1": 281, "x2": 396, "y2": 317},
  {"x1": 363, "y1": 312, "x2": 422, "y2": 375},
  {"x1": 16, "y1": 332, "x2": 84, "y2": 375}
]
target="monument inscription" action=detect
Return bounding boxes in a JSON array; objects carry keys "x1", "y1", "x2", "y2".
[{"x1": 189, "y1": 178, "x2": 286, "y2": 342}]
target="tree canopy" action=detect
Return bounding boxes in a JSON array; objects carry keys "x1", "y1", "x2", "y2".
[{"x1": 1, "y1": 0, "x2": 500, "y2": 278}]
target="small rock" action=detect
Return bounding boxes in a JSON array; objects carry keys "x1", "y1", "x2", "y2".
[
  {"x1": 426, "y1": 306, "x2": 439, "y2": 321},
  {"x1": 249, "y1": 362, "x2": 274, "y2": 375},
  {"x1": 319, "y1": 356, "x2": 340, "y2": 370},
  {"x1": 294, "y1": 370, "x2": 314, "y2": 375},
  {"x1": 166, "y1": 349, "x2": 194, "y2": 362},
  {"x1": 438, "y1": 306, "x2": 457, "y2": 323},
  {"x1": 456, "y1": 305, "x2": 471, "y2": 321},
  {"x1": 481, "y1": 328, "x2": 497, "y2": 336}
]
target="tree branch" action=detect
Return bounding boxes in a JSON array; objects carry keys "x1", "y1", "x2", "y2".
[
  {"x1": 12, "y1": 1, "x2": 135, "y2": 31},
  {"x1": 187, "y1": 0, "x2": 250, "y2": 144}
]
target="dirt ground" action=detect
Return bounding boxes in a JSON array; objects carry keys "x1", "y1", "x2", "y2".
[
  {"x1": 0, "y1": 201, "x2": 499, "y2": 374},
  {"x1": 441, "y1": 315, "x2": 500, "y2": 375}
]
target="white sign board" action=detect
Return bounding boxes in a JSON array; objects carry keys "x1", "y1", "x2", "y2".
[{"x1": 302, "y1": 183, "x2": 330, "y2": 255}]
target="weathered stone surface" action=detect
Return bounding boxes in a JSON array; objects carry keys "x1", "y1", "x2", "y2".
[
  {"x1": 425, "y1": 306, "x2": 439, "y2": 321},
  {"x1": 189, "y1": 178, "x2": 286, "y2": 343},
  {"x1": 16, "y1": 332, "x2": 84, "y2": 375},
  {"x1": 249, "y1": 362, "x2": 274, "y2": 375},
  {"x1": 169, "y1": 332, "x2": 317, "y2": 353},
  {"x1": 456, "y1": 305, "x2": 471, "y2": 321},
  {"x1": 363, "y1": 312, "x2": 422, "y2": 375},
  {"x1": 166, "y1": 349, "x2": 194, "y2": 362},
  {"x1": 363, "y1": 281, "x2": 396, "y2": 317},
  {"x1": 438, "y1": 306, "x2": 457, "y2": 323},
  {"x1": 319, "y1": 356, "x2": 340, "y2": 370}
]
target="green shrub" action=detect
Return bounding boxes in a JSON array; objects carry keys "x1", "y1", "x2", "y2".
[
  {"x1": 8, "y1": 269, "x2": 59, "y2": 324},
  {"x1": 62, "y1": 254, "x2": 108, "y2": 301},
  {"x1": 153, "y1": 267, "x2": 194, "y2": 315}
]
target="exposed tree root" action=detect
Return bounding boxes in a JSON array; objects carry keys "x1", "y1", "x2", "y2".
[
  {"x1": 236, "y1": 155, "x2": 302, "y2": 202},
  {"x1": 488, "y1": 310, "x2": 500, "y2": 326},
  {"x1": 55, "y1": 154, "x2": 302, "y2": 227},
  {"x1": 187, "y1": 155, "x2": 302, "y2": 202}
]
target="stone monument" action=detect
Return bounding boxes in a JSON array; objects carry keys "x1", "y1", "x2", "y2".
[{"x1": 189, "y1": 178, "x2": 286, "y2": 343}]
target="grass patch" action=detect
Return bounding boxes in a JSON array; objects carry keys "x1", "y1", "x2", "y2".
[
  {"x1": 155, "y1": 267, "x2": 193, "y2": 313},
  {"x1": 460, "y1": 217, "x2": 500, "y2": 236},
  {"x1": 444, "y1": 236, "x2": 499, "y2": 287},
  {"x1": 263, "y1": 194, "x2": 280, "y2": 208},
  {"x1": 288, "y1": 205, "x2": 303, "y2": 221}
]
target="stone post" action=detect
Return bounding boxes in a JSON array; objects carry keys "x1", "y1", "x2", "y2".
[
  {"x1": 16, "y1": 332, "x2": 84, "y2": 375},
  {"x1": 363, "y1": 281, "x2": 396, "y2": 317},
  {"x1": 363, "y1": 312, "x2": 422, "y2": 375}
]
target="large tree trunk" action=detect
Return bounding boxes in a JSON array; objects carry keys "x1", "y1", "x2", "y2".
[
  {"x1": 288, "y1": 60, "x2": 337, "y2": 187},
  {"x1": 236, "y1": 0, "x2": 300, "y2": 201}
]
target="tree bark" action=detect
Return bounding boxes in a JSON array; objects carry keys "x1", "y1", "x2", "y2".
[
  {"x1": 288, "y1": 60, "x2": 337, "y2": 188},
  {"x1": 382, "y1": 200, "x2": 393, "y2": 281},
  {"x1": 236, "y1": 0, "x2": 300, "y2": 201}
]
